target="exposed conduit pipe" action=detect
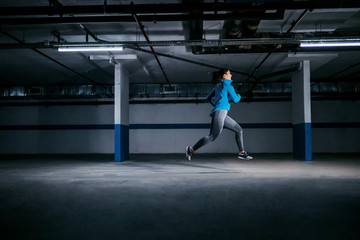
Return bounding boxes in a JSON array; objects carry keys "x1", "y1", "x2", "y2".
[
  {"x1": 0, "y1": 30, "x2": 101, "y2": 86},
  {"x1": 130, "y1": 2, "x2": 172, "y2": 87},
  {"x1": 79, "y1": 24, "x2": 105, "y2": 43},
  {"x1": 241, "y1": 9, "x2": 309, "y2": 98}
]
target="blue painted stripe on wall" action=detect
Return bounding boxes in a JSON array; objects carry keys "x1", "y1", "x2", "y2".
[
  {"x1": 130, "y1": 123, "x2": 210, "y2": 129},
  {"x1": 293, "y1": 123, "x2": 312, "y2": 161},
  {"x1": 0, "y1": 122, "x2": 359, "y2": 130},
  {"x1": 130, "y1": 123, "x2": 294, "y2": 129},
  {"x1": 115, "y1": 124, "x2": 129, "y2": 162}
]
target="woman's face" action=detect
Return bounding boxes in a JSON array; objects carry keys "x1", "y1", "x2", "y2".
[{"x1": 223, "y1": 70, "x2": 232, "y2": 80}]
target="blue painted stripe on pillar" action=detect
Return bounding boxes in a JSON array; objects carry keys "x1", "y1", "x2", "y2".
[
  {"x1": 115, "y1": 124, "x2": 129, "y2": 162},
  {"x1": 293, "y1": 123, "x2": 312, "y2": 161}
]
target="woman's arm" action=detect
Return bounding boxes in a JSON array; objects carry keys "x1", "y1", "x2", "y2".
[
  {"x1": 227, "y1": 85, "x2": 241, "y2": 103},
  {"x1": 206, "y1": 89, "x2": 216, "y2": 106}
]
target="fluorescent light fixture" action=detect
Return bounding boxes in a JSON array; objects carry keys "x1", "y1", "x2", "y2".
[
  {"x1": 58, "y1": 46, "x2": 124, "y2": 52},
  {"x1": 300, "y1": 42, "x2": 360, "y2": 47}
]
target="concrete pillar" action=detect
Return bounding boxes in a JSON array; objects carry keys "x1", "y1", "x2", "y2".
[
  {"x1": 114, "y1": 63, "x2": 129, "y2": 162},
  {"x1": 292, "y1": 60, "x2": 312, "y2": 161}
]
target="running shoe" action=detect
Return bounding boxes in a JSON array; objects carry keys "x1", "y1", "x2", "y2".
[
  {"x1": 186, "y1": 146, "x2": 193, "y2": 161},
  {"x1": 238, "y1": 152, "x2": 253, "y2": 160}
]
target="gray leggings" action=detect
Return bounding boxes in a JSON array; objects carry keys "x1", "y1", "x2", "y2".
[{"x1": 192, "y1": 110, "x2": 244, "y2": 152}]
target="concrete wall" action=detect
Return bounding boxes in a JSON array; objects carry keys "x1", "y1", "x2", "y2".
[
  {"x1": 0, "y1": 105, "x2": 114, "y2": 154},
  {"x1": 0, "y1": 100, "x2": 359, "y2": 154},
  {"x1": 312, "y1": 101, "x2": 360, "y2": 153},
  {"x1": 130, "y1": 102, "x2": 292, "y2": 154}
]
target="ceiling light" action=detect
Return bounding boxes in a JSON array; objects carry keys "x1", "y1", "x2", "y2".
[
  {"x1": 58, "y1": 46, "x2": 124, "y2": 52},
  {"x1": 300, "y1": 42, "x2": 360, "y2": 47}
]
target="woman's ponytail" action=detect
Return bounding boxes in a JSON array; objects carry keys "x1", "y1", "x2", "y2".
[{"x1": 211, "y1": 71, "x2": 221, "y2": 85}]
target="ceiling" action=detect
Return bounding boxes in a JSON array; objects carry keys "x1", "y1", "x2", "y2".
[{"x1": 0, "y1": 0, "x2": 360, "y2": 102}]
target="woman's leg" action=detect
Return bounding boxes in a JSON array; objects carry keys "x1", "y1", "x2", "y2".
[
  {"x1": 223, "y1": 115, "x2": 245, "y2": 152},
  {"x1": 192, "y1": 110, "x2": 227, "y2": 151}
]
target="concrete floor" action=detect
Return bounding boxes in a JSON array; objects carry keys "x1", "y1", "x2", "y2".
[{"x1": 0, "y1": 153, "x2": 359, "y2": 240}]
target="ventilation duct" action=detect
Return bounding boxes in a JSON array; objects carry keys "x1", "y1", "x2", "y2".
[
  {"x1": 182, "y1": 0, "x2": 204, "y2": 54},
  {"x1": 226, "y1": 20, "x2": 242, "y2": 38},
  {"x1": 241, "y1": 19, "x2": 261, "y2": 38}
]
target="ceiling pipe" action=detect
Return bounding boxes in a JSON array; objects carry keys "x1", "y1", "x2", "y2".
[
  {"x1": 79, "y1": 24, "x2": 102, "y2": 42},
  {"x1": 50, "y1": 38, "x2": 303, "y2": 47},
  {"x1": 241, "y1": 9, "x2": 309, "y2": 99},
  {"x1": 130, "y1": 2, "x2": 172, "y2": 88},
  {"x1": 1, "y1": 1, "x2": 359, "y2": 16}
]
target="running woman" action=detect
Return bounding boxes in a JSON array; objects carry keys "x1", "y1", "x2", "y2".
[{"x1": 186, "y1": 68, "x2": 253, "y2": 161}]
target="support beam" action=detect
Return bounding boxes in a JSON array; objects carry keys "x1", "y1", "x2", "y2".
[
  {"x1": 2, "y1": 37, "x2": 360, "y2": 50},
  {"x1": 114, "y1": 64, "x2": 129, "y2": 162},
  {"x1": 0, "y1": 12, "x2": 284, "y2": 25},
  {"x1": 1, "y1": 1, "x2": 359, "y2": 16},
  {"x1": 292, "y1": 60, "x2": 312, "y2": 161}
]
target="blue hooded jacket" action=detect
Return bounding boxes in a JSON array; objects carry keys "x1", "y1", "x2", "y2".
[{"x1": 206, "y1": 79, "x2": 241, "y2": 115}]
